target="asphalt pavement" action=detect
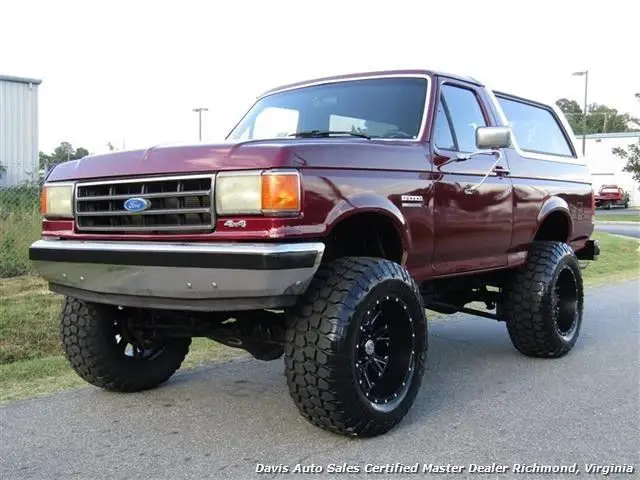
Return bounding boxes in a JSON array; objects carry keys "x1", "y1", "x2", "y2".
[
  {"x1": 1, "y1": 280, "x2": 639, "y2": 480},
  {"x1": 596, "y1": 223, "x2": 640, "y2": 239}
]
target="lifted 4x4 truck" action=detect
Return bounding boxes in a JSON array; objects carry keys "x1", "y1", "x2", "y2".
[{"x1": 30, "y1": 69, "x2": 600, "y2": 437}]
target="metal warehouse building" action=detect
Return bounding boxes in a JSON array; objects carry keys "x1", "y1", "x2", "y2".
[{"x1": 0, "y1": 74, "x2": 41, "y2": 188}]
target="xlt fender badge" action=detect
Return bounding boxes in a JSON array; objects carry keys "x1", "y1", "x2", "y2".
[
  {"x1": 223, "y1": 219, "x2": 247, "y2": 228},
  {"x1": 401, "y1": 195, "x2": 423, "y2": 208},
  {"x1": 570, "y1": 202, "x2": 585, "y2": 221}
]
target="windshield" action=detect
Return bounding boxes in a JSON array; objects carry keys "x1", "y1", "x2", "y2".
[{"x1": 227, "y1": 77, "x2": 429, "y2": 141}]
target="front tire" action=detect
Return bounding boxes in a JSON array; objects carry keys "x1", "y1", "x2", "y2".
[
  {"x1": 502, "y1": 242, "x2": 584, "y2": 358},
  {"x1": 60, "y1": 298, "x2": 191, "y2": 392},
  {"x1": 284, "y1": 257, "x2": 427, "y2": 437}
]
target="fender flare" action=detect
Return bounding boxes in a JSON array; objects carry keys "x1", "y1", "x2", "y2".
[
  {"x1": 325, "y1": 192, "x2": 411, "y2": 260},
  {"x1": 536, "y1": 196, "x2": 573, "y2": 241}
]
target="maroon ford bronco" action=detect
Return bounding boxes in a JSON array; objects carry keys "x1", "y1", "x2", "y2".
[{"x1": 30, "y1": 69, "x2": 599, "y2": 437}]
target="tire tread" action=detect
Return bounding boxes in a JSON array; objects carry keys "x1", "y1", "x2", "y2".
[
  {"x1": 502, "y1": 241, "x2": 583, "y2": 358},
  {"x1": 60, "y1": 298, "x2": 191, "y2": 392},
  {"x1": 284, "y1": 257, "x2": 427, "y2": 437}
]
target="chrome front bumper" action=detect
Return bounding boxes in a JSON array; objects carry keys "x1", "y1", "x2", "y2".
[{"x1": 29, "y1": 240, "x2": 325, "y2": 311}]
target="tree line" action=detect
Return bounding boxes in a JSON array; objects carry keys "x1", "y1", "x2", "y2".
[
  {"x1": 555, "y1": 97, "x2": 639, "y2": 135},
  {"x1": 39, "y1": 141, "x2": 90, "y2": 170},
  {"x1": 612, "y1": 94, "x2": 640, "y2": 186}
]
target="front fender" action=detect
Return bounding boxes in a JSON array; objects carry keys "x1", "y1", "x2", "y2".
[{"x1": 325, "y1": 192, "x2": 411, "y2": 254}]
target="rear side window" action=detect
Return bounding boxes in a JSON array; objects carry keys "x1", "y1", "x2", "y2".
[{"x1": 497, "y1": 97, "x2": 574, "y2": 157}]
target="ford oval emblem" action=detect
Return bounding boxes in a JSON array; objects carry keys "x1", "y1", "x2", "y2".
[{"x1": 123, "y1": 197, "x2": 151, "y2": 213}]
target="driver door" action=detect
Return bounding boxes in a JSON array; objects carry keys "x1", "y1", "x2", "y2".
[{"x1": 431, "y1": 81, "x2": 513, "y2": 274}]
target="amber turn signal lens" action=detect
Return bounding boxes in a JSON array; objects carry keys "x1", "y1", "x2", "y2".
[
  {"x1": 261, "y1": 173, "x2": 300, "y2": 212},
  {"x1": 40, "y1": 188, "x2": 47, "y2": 215}
]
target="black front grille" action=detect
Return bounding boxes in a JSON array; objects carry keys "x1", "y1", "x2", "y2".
[{"x1": 75, "y1": 175, "x2": 214, "y2": 233}]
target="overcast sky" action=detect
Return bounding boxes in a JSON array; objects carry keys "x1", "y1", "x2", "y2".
[{"x1": 1, "y1": 0, "x2": 638, "y2": 154}]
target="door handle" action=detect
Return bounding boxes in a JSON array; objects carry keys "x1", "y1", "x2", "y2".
[{"x1": 493, "y1": 165, "x2": 510, "y2": 177}]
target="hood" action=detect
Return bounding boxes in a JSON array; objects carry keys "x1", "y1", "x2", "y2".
[
  {"x1": 46, "y1": 139, "x2": 296, "y2": 182},
  {"x1": 45, "y1": 137, "x2": 421, "y2": 182}
]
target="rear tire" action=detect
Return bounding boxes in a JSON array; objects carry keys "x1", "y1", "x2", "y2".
[
  {"x1": 502, "y1": 242, "x2": 584, "y2": 358},
  {"x1": 284, "y1": 257, "x2": 427, "y2": 437},
  {"x1": 60, "y1": 298, "x2": 191, "y2": 392}
]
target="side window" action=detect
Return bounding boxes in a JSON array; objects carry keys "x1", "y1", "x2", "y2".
[
  {"x1": 441, "y1": 85, "x2": 487, "y2": 152},
  {"x1": 433, "y1": 98, "x2": 455, "y2": 150},
  {"x1": 252, "y1": 107, "x2": 299, "y2": 139},
  {"x1": 497, "y1": 97, "x2": 574, "y2": 157}
]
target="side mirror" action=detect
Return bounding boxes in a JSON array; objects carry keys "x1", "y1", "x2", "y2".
[{"x1": 476, "y1": 126, "x2": 511, "y2": 150}]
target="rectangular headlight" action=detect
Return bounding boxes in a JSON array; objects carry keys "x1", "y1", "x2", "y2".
[
  {"x1": 215, "y1": 170, "x2": 300, "y2": 215},
  {"x1": 215, "y1": 172, "x2": 262, "y2": 215},
  {"x1": 40, "y1": 183, "x2": 74, "y2": 218}
]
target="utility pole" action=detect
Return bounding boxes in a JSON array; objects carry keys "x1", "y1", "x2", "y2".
[
  {"x1": 192, "y1": 107, "x2": 209, "y2": 141},
  {"x1": 572, "y1": 70, "x2": 589, "y2": 156}
]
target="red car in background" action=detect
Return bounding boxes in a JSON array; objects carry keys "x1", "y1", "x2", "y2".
[{"x1": 594, "y1": 185, "x2": 630, "y2": 209}]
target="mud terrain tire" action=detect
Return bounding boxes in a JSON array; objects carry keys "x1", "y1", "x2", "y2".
[
  {"x1": 503, "y1": 242, "x2": 584, "y2": 358},
  {"x1": 60, "y1": 298, "x2": 191, "y2": 392},
  {"x1": 284, "y1": 257, "x2": 427, "y2": 437}
]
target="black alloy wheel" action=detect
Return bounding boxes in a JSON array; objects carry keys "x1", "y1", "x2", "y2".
[
  {"x1": 552, "y1": 266, "x2": 580, "y2": 340},
  {"x1": 284, "y1": 257, "x2": 428, "y2": 437},
  {"x1": 355, "y1": 295, "x2": 416, "y2": 411}
]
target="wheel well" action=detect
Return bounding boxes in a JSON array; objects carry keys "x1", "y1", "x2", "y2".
[
  {"x1": 323, "y1": 213, "x2": 404, "y2": 264},
  {"x1": 534, "y1": 211, "x2": 570, "y2": 242}
]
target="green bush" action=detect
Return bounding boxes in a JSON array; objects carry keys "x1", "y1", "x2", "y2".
[
  {"x1": 0, "y1": 185, "x2": 40, "y2": 217},
  {"x1": 0, "y1": 185, "x2": 42, "y2": 278}
]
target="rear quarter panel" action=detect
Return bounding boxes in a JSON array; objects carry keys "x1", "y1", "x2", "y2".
[{"x1": 505, "y1": 153, "x2": 594, "y2": 253}]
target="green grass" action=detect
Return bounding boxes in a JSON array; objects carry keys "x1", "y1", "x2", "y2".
[
  {"x1": 0, "y1": 340, "x2": 245, "y2": 403},
  {"x1": 0, "y1": 185, "x2": 42, "y2": 277},
  {"x1": 0, "y1": 232, "x2": 637, "y2": 403},
  {"x1": 581, "y1": 232, "x2": 639, "y2": 286},
  {"x1": 0, "y1": 356, "x2": 86, "y2": 403},
  {"x1": 596, "y1": 214, "x2": 640, "y2": 222},
  {"x1": 0, "y1": 211, "x2": 42, "y2": 277},
  {"x1": 0, "y1": 287, "x2": 63, "y2": 363},
  {"x1": 0, "y1": 277, "x2": 245, "y2": 403}
]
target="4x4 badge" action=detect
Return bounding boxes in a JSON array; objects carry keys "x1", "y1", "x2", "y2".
[{"x1": 224, "y1": 219, "x2": 247, "y2": 228}]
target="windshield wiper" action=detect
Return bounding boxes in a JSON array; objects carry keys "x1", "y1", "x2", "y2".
[{"x1": 289, "y1": 130, "x2": 371, "y2": 140}]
